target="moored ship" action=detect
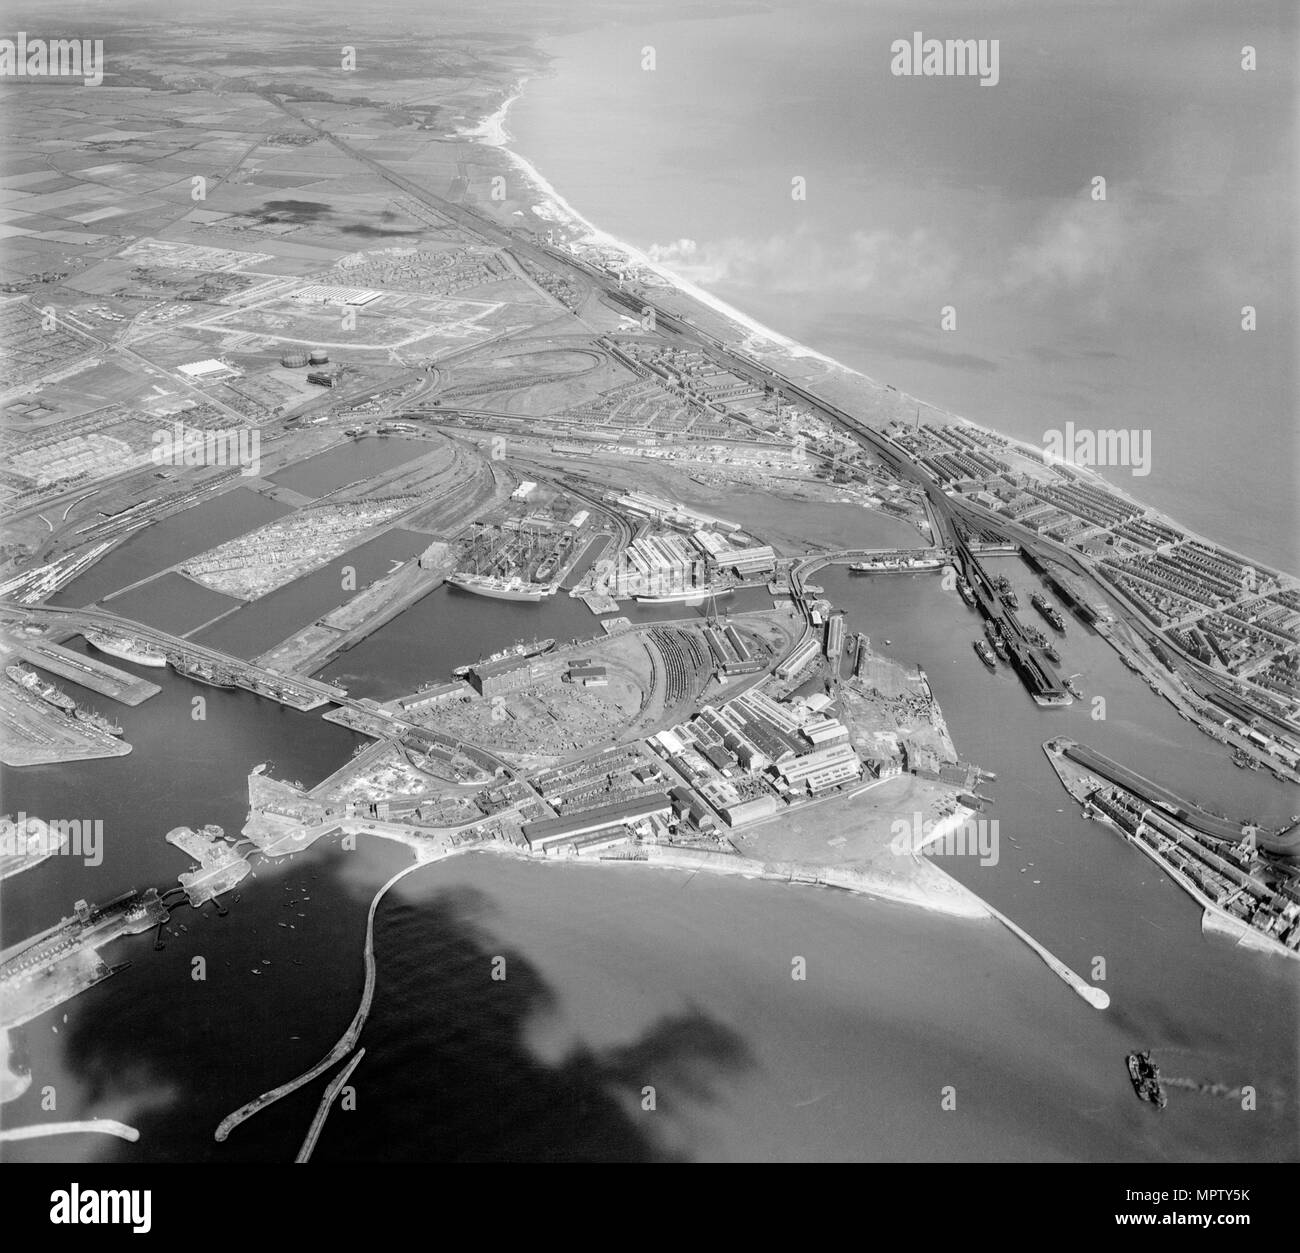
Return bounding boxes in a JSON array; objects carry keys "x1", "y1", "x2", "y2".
[
  {"x1": 84, "y1": 631, "x2": 168, "y2": 667},
  {"x1": 453, "y1": 637, "x2": 555, "y2": 677},
  {"x1": 1023, "y1": 625, "x2": 1061, "y2": 663},
  {"x1": 984, "y1": 620, "x2": 1010, "y2": 660},
  {"x1": 1031, "y1": 593, "x2": 1066, "y2": 631},
  {"x1": 993, "y1": 574, "x2": 1019, "y2": 609},
  {"x1": 74, "y1": 706, "x2": 124, "y2": 737},
  {"x1": 5, "y1": 663, "x2": 77, "y2": 710},
  {"x1": 957, "y1": 578, "x2": 976, "y2": 606},
  {"x1": 173, "y1": 657, "x2": 238, "y2": 689},
  {"x1": 973, "y1": 640, "x2": 997, "y2": 670},
  {"x1": 447, "y1": 573, "x2": 555, "y2": 602},
  {"x1": 634, "y1": 585, "x2": 733, "y2": 604},
  {"x1": 849, "y1": 552, "x2": 948, "y2": 574}
]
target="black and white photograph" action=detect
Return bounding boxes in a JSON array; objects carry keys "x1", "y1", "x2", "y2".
[{"x1": 0, "y1": 0, "x2": 1295, "y2": 1213}]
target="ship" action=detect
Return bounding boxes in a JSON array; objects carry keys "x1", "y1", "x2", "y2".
[
  {"x1": 452, "y1": 637, "x2": 555, "y2": 677},
  {"x1": 1126, "y1": 1051, "x2": 1167, "y2": 1108},
  {"x1": 447, "y1": 573, "x2": 555, "y2": 602},
  {"x1": 957, "y1": 578, "x2": 976, "y2": 607},
  {"x1": 994, "y1": 575, "x2": 1020, "y2": 609},
  {"x1": 1023, "y1": 625, "x2": 1061, "y2": 663},
  {"x1": 74, "y1": 706, "x2": 124, "y2": 737},
  {"x1": 1064, "y1": 676, "x2": 1083, "y2": 700},
  {"x1": 634, "y1": 585, "x2": 734, "y2": 605},
  {"x1": 173, "y1": 658, "x2": 238, "y2": 689},
  {"x1": 1031, "y1": 593, "x2": 1066, "y2": 632},
  {"x1": 5, "y1": 663, "x2": 77, "y2": 710},
  {"x1": 984, "y1": 620, "x2": 1010, "y2": 660},
  {"x1": 1032, "y1": 689, "x2": 1073, "y2": 707},
  {"x1": 84, "y1": 631, "x2": 168, "y2": 667},
  {"x1": 848, "y1": 553, "x2": 947, "y2": 574},
  {"x1": 973, "y1": 640, "x2": 998, "y2": 670}
]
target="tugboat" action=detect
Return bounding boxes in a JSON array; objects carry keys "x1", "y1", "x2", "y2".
[
  {"x1": 1126, "y1": 1051, "x2": 1167, "y2": 1108},
  {"x1": 957, "y1": 578, "x2": 976, "y2": 607},
  {"x1": 1064, "y1": 676, "x2": 1083, "y2": 700},
  {"x1": 974, "y1": 640, "x2": 997, "y2": 670}
]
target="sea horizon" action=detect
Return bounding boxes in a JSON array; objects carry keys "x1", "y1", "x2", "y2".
[{"x1": 492, "y1": 5, "x2": 1297, "y2": 575}]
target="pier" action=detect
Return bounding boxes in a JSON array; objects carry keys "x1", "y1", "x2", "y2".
[
  {"x1": 0, "y1": 634, "x2": 160, "y2": 706},
  {"x1": 215, "y1": 859, "x2": 424, "y2": 1142},
  {"x1": 295, "y1": 1048, "x2": 366, "y2": 1163},
  {"x1": 986, "y1": 905, "x2": 1110, "y2": 1010}
]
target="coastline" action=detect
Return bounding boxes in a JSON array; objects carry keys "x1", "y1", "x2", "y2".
[
  {"x1": 464, "y1": 80, "x2": 1296, "y2": 583},
  {"x1": 462, "y1": 78, "x2": 869, "y2": 378}
]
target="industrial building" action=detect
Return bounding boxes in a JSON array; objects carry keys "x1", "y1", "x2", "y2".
[
  {"x1": 567, "y1": 663, "x2": 608, "y2": 687},
  {"x1": 775, "y1": 742, "x2": 862, "y2": 794},
  {"x1": 824, "y1": 612, "x2": 845, "y2": 659},
  {"x1": 398, "y1": 681, "x2": 470, "y2": 712},
  {"x1": 776, "y1": 636, "x2": 821, "y2": 679},
  {"x1": 468, "y1": 654, "x2": 561, "y2": 697},
  {"x1": 520, "y1": 793, "x2": 672, "y2": 851}
]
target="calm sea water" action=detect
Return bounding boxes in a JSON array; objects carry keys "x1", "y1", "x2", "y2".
[{"x1": 508, "y1": 0, "x2": 1297, "y2": 572}]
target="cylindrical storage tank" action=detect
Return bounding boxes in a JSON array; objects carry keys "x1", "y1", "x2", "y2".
[
  {"x1": 281, "y1": 351, "x2": 309, "y2": 368},
  {"x1": 308, "y1": 349, "x2": 329, "y2": 365}
]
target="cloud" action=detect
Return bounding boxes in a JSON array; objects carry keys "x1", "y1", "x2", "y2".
[
  {"x1": 1004, "y1": 189, "x2": 1151, "y2": 298},
  {"x1": 644, "y1": 222, "x2": 957, "y2": 302}
]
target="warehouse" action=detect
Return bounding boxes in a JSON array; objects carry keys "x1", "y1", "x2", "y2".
[{"x1": 520, "y1": 793, "x2": 672, "y2": 851}]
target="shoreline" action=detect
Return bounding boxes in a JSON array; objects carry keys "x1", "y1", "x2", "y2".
[
  {"x1": 464, "y1": 80, "x2": 1295, "y2": 583},
  {"x1": 463, "y1": 78, "x2": 868, "y2": 377}
]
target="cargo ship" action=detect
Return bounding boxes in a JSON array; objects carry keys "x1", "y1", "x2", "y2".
[
  {"x1": 634, "y1": 585, "x2": 733, "y2": 605},
  {"x1": 1126, "y1": 1051, "x2": 1167, "y2": 1108},
  {"x1": 6, "y1": 663, "x2": 77, "y2": 711},
  {"x1": 453, "y1": 637, "x2": 555, "y2": 677},
  {"x1": 1031, "y1": 593, "x2": 1066, "y2": 632},
  {"x1": 73, "y1": 706, "x2": 123, "y2": 737},
  {"x1": 848, "y1": 553, "x2": 947, "y2": 574},
  {"x1": 173, "y1": 658, "x2": 238, "y2": 689},
  {"x1": 447, "y1": 573, "x2": 555, "y2": 602},
  {"x1": 84, "y1": 631, "x2": 168, "y2": 667},
  {"x1": 984, "y1": 620, "x2": 1010, "y2": 660},
  {"x1": 973, "y1": 640, "x2": 997, "y2": 670},
  {"x1": 993, "y1": 574, "x2": 1019, "y2": 609},
  {"x1": 957, "y1": 578, "x2": 976, "y2": 607}
]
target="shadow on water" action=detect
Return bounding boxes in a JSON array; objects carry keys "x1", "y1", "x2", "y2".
[
  {"x1": 313, "y1": 881, "x2": 755, "y2": 1162},
  {"x1": 40, "y1": 869, "x2": 753, "y2": 1164}
]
